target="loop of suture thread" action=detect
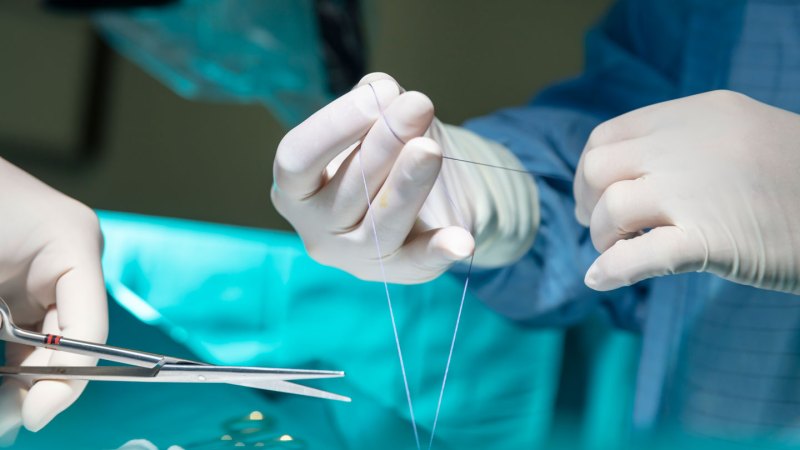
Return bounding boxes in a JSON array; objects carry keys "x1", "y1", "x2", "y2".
[{"x1": 363, "y1": 82, "x2": 541, "y2": 449}]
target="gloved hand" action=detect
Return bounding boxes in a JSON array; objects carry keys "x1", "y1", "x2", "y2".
[
  {"x1": 574, "y1": 90, "x2": 800, "y2": 294},
  {"x1": 272, "y1": 73, "x2": 539, "y2": 283},
  {"x1": 0, "y1": 158, "x2": 108, "y2": 443}
]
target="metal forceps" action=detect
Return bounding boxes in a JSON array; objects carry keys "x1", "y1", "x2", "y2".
[{"x1": 0, "y1": 297, "x2": 350, "y2": 402}]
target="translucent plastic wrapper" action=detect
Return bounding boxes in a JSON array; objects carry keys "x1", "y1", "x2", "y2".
[
  {"x1": 87, "y1": 211, "x2": 562, "y2": 449},
  {"x1": 93, "y1": 0, "x2": 332, "y2": 126}
]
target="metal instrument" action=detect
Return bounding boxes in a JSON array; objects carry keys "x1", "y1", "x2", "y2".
[{"x1": 0, "y1": 297, "x2": 349, "y2": 402}]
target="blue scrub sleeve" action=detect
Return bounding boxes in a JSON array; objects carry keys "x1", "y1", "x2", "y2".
[{"x1": 451, "y1": 0, "x2": 679, "y2": 328}]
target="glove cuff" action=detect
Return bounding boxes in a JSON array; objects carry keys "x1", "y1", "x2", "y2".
[{"x1": 431, "y1": 121, "x2": 540, "y2": 267}]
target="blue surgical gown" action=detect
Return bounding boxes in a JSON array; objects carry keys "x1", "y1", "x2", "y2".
[{"x1": 457, "y1": 0, "x2": 800, "y2": 435}]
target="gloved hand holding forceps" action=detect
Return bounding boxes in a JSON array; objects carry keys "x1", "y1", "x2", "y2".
[{"x1": 0, "y1": 157, "x2": 108, "y2": 442}]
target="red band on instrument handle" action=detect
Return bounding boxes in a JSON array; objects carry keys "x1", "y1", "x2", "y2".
[{"x1": 44, "y1": 334, "x2": 63, "y2": 345}]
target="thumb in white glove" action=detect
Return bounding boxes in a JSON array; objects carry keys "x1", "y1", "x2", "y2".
[
  {"x1": 272, "y1": 72, "x2": 539, "y2": 283},
  {"x1": 574, "y1": 90, "x2": 800, "y2": 294},
  {"x1": 0, "y1": 158, "x2": 108, "y2": 443}
]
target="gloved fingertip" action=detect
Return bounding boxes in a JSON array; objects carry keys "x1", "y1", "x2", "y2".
[
  {"x1": 584, "y1": 263, "x2": 602, "y2": 290},
  {"x1": 22, "y1": 381, "x2": 77, "y2": 432},
  {"x1": 356, "y1": 72, "x2": 399, "y2": 89},
  {"x1": 366, "y1": 79, "x2": 401, "y2": 107},
  {"x1": 440, "y1": 227, "x2": 475, "y2": 261},
  {"x1": 575, "y1": 207, "x2": 591, "y2": 227},
  {"x1": 585, "y1": 261, "x2": 621, "y2": 291},
  {"x1": 406, "y1": 136, "x2": 441, "y2": 155},
  {"x1": 405, "y1": 138, "x2": 442, "y2": 177},
  {"x1": 23, "y1": 418, "x2": 47, "y2": 433},
  {"x1": 395, "y1": 91, "x2": 434, "y2": 117},
  {"x1": 116, "y1": 439, "x2": 159, "y2": 450}
]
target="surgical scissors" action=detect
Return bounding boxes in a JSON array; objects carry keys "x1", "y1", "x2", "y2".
[{"x1": 0, "y1": 297, "x2": 350, "y2": 402}]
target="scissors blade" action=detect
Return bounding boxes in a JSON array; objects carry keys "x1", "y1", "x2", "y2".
[
  {"x1": 154, "y1": 365, "x2": 350, "y2": 401},
  {"x1": 0, "y1": 365, "x2": 350, "y2": 402},
  {"x1": 156, "y1": 364, "x2": 346, "y2": 382},
  {"x1": 233, "y1": 379, "x2": 351, "y2": 402}
]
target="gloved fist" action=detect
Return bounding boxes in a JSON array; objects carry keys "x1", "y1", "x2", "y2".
[
  {"x1": 272, "y1": 73, "x2": 539, "y2": 283},
  {"x1": 574, "y1": 90, "x2": 800, "y2": 294},
  {"x1": 0, "y1": 158, "x2": 108, "y2": 443}
]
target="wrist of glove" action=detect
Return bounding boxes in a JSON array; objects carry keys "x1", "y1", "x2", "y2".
[{"x1": 426, "y1": 120, "x2": 539, "y2": 268}]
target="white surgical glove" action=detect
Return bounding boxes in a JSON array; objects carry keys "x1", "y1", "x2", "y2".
[
  {"x1": 0, "y1": 158, "x2": 108, "y2": 443},
  {"x1": 116, "y1": 439, "x2": 185, "y2": 450},
  {"x1": 574, "y1": 90, "x2": 800, "y2": 294},
  {"x1": 272, "y1": 73, "x2": 539, "y2": 283}
]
